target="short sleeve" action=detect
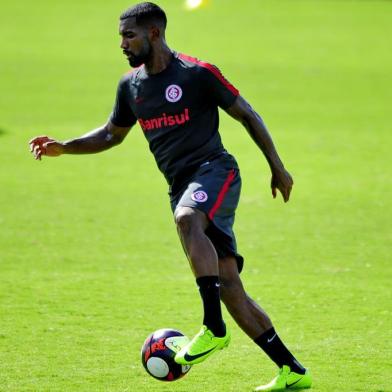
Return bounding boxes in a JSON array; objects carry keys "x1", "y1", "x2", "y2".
[
  {"x1": 109, "y1": 76, "x2": 137, "y2": 127},
  {"x1": 200, "y1": 63, "x2": 239, "y2": 109}
]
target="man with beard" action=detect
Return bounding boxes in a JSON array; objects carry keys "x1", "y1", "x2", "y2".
[{"x1": 29, "y1": 2, "x2": 312, "y2": 391}]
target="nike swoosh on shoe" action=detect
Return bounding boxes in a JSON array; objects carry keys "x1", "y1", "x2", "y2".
[
  {"x1": 183, "y1": 347, "x2": 215, "y2": 361},
  {"x1": 286, "y1": 377, "x2": 303, "y2": 388}
]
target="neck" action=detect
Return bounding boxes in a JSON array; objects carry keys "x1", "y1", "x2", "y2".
[{"x1": 144, "y1": 43, "x2": 173, "y2": 75}]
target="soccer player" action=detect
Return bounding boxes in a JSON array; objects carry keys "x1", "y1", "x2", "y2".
[{"x1": 29, "y1": 2, "x2": 312, "y2": 390}]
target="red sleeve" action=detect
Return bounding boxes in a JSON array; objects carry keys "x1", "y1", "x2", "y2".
[{"x1": 179, "y1": 54, "x2": 239, "y2": 109}]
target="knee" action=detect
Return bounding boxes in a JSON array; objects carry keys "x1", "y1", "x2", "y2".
[{"x1": 174, "y1": 207, "x2": 198, "y2": 236}]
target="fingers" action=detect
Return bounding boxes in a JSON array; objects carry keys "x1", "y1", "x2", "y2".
[
  {"x1": 282, "y1": 183, "x2": 293, "y2": 202},
  {"x1": 271, "y1": 175, "x2": 277, "y2": 199},
  {"x1": 29, "y1": 136, "x2": 50, "y2": 147},
  {"x1": 29, "y1": 140, "x2": 38, "y2": 153},
  {"x1": 283, "y1": 188, "x2": 289, "y2": 203},
  {"x1": 28, "y1": 136, "x2": 52, "y2": 160},
  {"x1": 271, "y1": 183, "x2": 292, "y2": 202},
  {"x1": 271, "y1": 171, "x2": 293, "y2": 202},
  {"x1": 30, "y1": 142, "x2": 45, "y2": 160},
  {"x1": 33, "y1": 143, "x2": 44, "y2": 160},
  {"x1": 286, "y1": 184, "x2": 292, "y2": 201}
]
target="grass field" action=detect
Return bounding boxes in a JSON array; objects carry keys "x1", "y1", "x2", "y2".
[{"x1": 0, "y1": 0, "x2": 391, "y2": 391}]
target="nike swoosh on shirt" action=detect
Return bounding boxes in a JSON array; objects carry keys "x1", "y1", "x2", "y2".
[{"x1": 183, "y1": 347, "x2": 215, "y2": 362}]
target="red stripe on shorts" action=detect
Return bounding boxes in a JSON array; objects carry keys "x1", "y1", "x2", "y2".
[{"x1": 208, "y1": 169, "x2": 236, "y2": 220}]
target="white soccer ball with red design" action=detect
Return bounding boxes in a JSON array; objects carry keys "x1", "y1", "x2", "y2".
[{"x1": 141, "y1": 329, "x2": 191, "y2": 381}]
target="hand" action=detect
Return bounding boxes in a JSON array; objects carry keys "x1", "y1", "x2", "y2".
[
  {"x1": 271, "y1": 168, "x2": 293, "y2": 202},
  {"x1": 29, "y1": 136, "x2": 64, "y2": 160}
]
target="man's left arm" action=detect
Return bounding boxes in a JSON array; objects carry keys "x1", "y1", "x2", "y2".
[{"x1": 225, "y1": 96, "x2": 293, "y2": 202}]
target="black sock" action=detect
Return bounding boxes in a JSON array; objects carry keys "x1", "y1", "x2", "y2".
[
  {"x1": 196, "y1": 276, "x2": 226, "y2": 337},
  {"x1": 254, "y1": 327, "x2": 306, "y2": 374}
]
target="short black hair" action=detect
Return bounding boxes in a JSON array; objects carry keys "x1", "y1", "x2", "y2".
[{"x1": 120, "y1": 2, "x2": 167, "y2": 28}]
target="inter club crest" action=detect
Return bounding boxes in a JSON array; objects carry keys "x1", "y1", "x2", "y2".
[
  {"x1": 165, "y1": 84, "x2": 182, "y2": 102},
  {"x1": 191, "y1": 191, "x2": 208, "y2": 203}
]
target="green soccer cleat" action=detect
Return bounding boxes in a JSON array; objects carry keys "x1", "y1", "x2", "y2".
[
  {"x1": 174, "y1": 325, "x2": 231, "y2": 365},
  {"x1": 254, "y1": 365, "x2": 312, "y2": 391}
]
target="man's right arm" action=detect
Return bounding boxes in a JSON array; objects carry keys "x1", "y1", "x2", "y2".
[{"x1": 29, "y1": 121, "x2": 132, "y2": 160}]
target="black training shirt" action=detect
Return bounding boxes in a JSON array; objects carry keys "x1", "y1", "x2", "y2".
[{"x1": 110, "y1": 52, "x2": 239, "y2": 189}]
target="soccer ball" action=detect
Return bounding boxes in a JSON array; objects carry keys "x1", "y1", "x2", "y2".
[{"x1": 141, "y1": 328, "x2": 192, "y2": 381}]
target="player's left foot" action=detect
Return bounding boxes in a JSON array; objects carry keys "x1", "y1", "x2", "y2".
[
  {"x1": 174, "y1": 325, "x2": 230, "y2": 365},
  {"x1": 254, "y1": 365, "x2": 312, "y2": 391}
]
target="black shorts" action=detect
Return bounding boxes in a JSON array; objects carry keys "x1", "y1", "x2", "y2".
[{"x1": 169, "y1": 153, "x2": 244, "y2": 273}]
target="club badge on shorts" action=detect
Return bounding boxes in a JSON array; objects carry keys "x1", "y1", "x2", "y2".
[
  {"x1": 191, "y1": 190, "x2": 208, "y2": 203},
  {"x1": 165, "y1": 84, "x2": 182, "y2": 102}
]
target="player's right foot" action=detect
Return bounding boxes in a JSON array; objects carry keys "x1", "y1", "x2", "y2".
[
  {"x1": 254, "y1": 365, "x2": 312, "y2": 391},
  {"x1": 174, "y1": 325, "x2": 230, "y2": 365}
]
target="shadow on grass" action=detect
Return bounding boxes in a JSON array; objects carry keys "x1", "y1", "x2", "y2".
[{"x1": 0, "y1": 128, "x2": 7, "y2": 137}]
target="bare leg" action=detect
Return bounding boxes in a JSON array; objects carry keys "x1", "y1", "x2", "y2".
[
  {"x1": 174, "y1": 206, "x2": 218, "y2": 277},
  {"x1": 174, "y1": 206, "x2": 226, "y2": 337},
  {"x1": 219, "y1": 256, "x2": 273, "y2": 338}
]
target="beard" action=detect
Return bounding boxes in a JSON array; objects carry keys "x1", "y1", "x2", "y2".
[{"x1": 126, "y1": 39, "x2": 152, "y2": 68}]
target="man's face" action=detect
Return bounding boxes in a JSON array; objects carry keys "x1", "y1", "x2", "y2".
[{"x1": 119, "y1": 17, "x2": 152, "y2": 67}]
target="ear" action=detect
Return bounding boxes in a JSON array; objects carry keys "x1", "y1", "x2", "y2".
[{"x1": 149, "y1": 26, "x2": 161, "y2": 41}]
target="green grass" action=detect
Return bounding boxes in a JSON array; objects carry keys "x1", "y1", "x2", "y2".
[{"x1": 0, "y1": 0, "x2": 391, "y2": 391}]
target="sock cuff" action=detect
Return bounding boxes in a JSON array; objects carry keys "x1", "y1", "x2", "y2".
[
  {"x1": 254, "y1": 327, "x2": 276, "y2": 344},
  {"x1": 196, "y1": 275, "x2": 220, "y2": 288}
]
